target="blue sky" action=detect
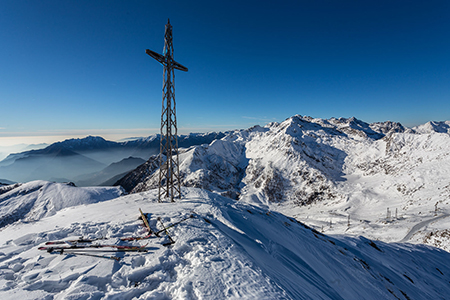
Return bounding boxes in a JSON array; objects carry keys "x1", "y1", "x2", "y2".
[{"x1": 1, "y1": 0, "x2": 449, "y2": 146}]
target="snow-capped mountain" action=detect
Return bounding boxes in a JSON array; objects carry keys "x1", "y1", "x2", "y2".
[
  {"x1": 118, "y1": 115, "x2": 418, "y2": 201},
  {"x1": 413, "y1": 120, "x2": 450, "y2": 134},
  {"x1": 117, "y1": 115, "x2": 450, "y2": 251},
  {"x1": 0, "y1": 185, "x2": 449, "y2": 299}
]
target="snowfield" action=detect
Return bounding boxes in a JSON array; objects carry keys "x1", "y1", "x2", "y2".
[{"x1": 1, "y1": 185, "x2": 450, "y2": 299}]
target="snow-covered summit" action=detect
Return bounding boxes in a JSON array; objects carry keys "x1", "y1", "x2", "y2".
[
  {"x1": 121, "y1": 115, "x2": 391, "y2": 200},
  {"x1": 1, "y1": 112, "x2": 450, "y2": 298},
  {"x1": 369, "y1": 120, "x2": 410, "y2": 134},
  {"x1": 1, "y1": 187, "x2": 449, "y2": 299},
  {"x1": 413, "y1": 120, "x2": 450, "y2": 134}
]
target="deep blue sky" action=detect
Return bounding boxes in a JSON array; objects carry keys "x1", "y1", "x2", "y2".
[{"x1": 1, "y1": 0, "x2": 449, "y2": 145}]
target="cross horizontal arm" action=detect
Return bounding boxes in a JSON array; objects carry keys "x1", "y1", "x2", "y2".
[
  {"x1": 146, "y1": 49, "x2": 188, "y2": 72},
  {"x1": 146, "y1": 49, "x2": 165, "y2": 64},
  {"x1": 172, "y1": 61, "x2": 188, "y2": 72}
]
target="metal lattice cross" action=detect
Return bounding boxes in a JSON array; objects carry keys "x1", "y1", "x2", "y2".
[{"x1": 146, "y1": 19, "x2": 188, "y2": 202}]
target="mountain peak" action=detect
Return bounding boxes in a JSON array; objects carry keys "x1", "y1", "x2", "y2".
[
  {"x1": 369, "y1": 121, "x2": 408, "y2": 134},
  {"x1": 413, "y1": 121, "x2": 450, "y2": 134}
]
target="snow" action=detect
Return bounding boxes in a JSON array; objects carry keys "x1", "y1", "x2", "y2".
[
  {"x1": 0, "y1": 181, "x2": 124, "y2": 227},
  {"x1": 283, "y1": 129, "x2": 450, "y2": 249},
  {"x1": 118, "y1": 115, "x2": 450, "y2": 254},
  {"x1": 1, "y1": 115, "x2": 450, "y2": 298},
  {"x1": 413, "y1": 121, "x2": 450, "y2": 134},
  {"x1": 1, "y1": 185, "x2": 450, "y2": 299}
]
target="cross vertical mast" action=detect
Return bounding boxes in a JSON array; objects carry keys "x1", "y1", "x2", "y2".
[{"x1": 146, "y1": 19, "x2": 188, "y2": 202}]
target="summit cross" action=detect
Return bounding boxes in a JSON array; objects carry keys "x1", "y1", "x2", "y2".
[{"x1": 146, "y1": 19, "x2": 188, "y2": 202}]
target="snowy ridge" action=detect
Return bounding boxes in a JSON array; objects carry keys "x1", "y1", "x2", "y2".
[
  {"x1": 1, "y1": 188, "x2": 449, "y2": 299},
  {"x1": 124, "y1": 115, "x2": 415, "y2": 203},
  {"x1": 0, "y1": 181, "x2": 124, "y2": 228}
]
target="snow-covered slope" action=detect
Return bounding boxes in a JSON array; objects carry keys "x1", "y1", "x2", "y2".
[
  {"x1": 0, "y1": 181, "x2": 124, "y2": 228},
  {"x1": 1, "y1": 188, "x2": 449, "y2": 299},
  {"x1": 117, "y1": 115, "x2": 450, "y2": 251},
  {"x1": 127, "y1": 136, "x2": 250, "y2": 199}
]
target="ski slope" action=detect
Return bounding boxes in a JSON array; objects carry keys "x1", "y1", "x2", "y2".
[{"x1": 1, "y1": 185, "x2": 449, "y2": 299}]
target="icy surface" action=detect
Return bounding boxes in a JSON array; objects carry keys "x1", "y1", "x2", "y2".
[{"x1": 0, "y1": 187, "x2": 450, "y2": 299}]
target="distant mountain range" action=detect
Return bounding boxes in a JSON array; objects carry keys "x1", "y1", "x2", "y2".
[
  {"x1": 74, "y1": 156, "x2": 146, "y2": 186},
  {"x1": 0, "y1": 133, "x2": 224, "y2": 185},
  {"x1": 119, "y1": 117, "x2": 450, "y2": 198},
  {"x1": 0, "y1": 143, "x2": 48, "y2": 161},
  {"x1": 0, "y1": 179, "x2": 15, "y2": 186},
  {"x1": 117, "y1": 116, "x2": 416, "y2": 196}
]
